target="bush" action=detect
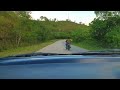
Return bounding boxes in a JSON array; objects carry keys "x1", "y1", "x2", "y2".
[
  {"x1": 90, "y1": 19, "x2": 108, "y2": 41},
  {"x1": 71, "y1": 27, "x2": 90, "y2": 42},
  {"x1": 104, "y1": 26, "x2": 120, "y2": 48}
]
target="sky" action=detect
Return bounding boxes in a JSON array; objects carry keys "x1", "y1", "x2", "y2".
[{"x1": 30, "y1": 11, "x2": 96, "y2": 25}]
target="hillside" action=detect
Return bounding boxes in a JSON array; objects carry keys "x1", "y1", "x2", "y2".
[{"x1": 0, "y1": 11, "x2": 89, "y2": 51}]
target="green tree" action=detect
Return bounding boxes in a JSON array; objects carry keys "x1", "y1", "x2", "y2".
[
  {"x1": 14, "y1": 11, "x2": 32, "y2": 19},
  {"x1": 95, "y1": 11, "x2": 120, "y2": 20},
  {"x1": 40, "y1": 16, "x2": 49, "y2": 21}
]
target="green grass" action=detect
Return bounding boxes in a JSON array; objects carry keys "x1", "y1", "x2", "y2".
[
  {"x1": 0, "y1": 40, "x2": 57, "y2": 58},
  {"x1": 73, "y1": 39, "x2": 106, "y2": 50}
]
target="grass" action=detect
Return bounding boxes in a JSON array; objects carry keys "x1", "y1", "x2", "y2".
[
  {"x1": 72, "y1": 39, "x2": 106, "y2": 51},
  {"x1": 0, "y1": 39, "x2": 57, "y2": 58}
]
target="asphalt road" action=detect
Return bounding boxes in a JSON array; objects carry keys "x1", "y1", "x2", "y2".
[{"x1": 36, "y1": 40, "x2": 88, "y2": 54}]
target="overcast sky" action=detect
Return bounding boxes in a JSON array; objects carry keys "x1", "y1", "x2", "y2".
[{"x1": 30, "y1": 11, "x2": 96, "y2": 25}]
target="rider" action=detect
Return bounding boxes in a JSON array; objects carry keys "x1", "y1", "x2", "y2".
[{"x1": 65, "y1": 39, "x2": 71, "y2": 49}]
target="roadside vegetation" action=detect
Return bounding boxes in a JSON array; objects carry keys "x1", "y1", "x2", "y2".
[
  {"x1": 72, "y1": 11, "x2": 120, "y2": 50},
  {"x1": 0, "y1": 11, "x2": 120, "y2": 57},
  {"x1": 0, "y1": 40, "x2": 57, "y2": 57}
]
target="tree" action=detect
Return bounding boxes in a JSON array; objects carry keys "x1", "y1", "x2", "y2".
[
  {"x1": 79, "y1": 22, "x2": 82, "y2": 24},
  {"x1": 94, "y1": 11, "x2": 120, "y2": 20},
  {"x1": 40, "y1": 16, "x2": 44, "y2": 21},
  {"x1": 90, "y1": 18, "x2": 108, "y2": 41},
  {"x1": 14, "y1": 11, "x2": 32, "y2": 19},
  {"x1": 53, "y1": 18, "x2": 57, "y2": 22},
  {"x1": 40, "y1": 16, "x2": 49, "y2": 21}
]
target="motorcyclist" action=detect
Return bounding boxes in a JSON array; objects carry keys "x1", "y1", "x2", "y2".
[{"x1": 65, "y1": 39, "x2": 71, "y2": 50}]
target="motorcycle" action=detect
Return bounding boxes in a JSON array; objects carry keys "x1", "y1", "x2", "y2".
[{"x1": 66, "y1": 43, "x2": 71, "y2": 50}]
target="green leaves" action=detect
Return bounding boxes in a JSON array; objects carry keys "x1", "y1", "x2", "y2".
[
  {"x1": 14, "y1": 11, "x2": 32, "y2": 19},
  {"x1": 90, "y1": 12, "x2": 120, "y2": 48},
  {"x1": 0, "y1": 11, "x2": 96, "y2": 51},
  {"x1": 90, "y1": 19, "x2": 108, "y2": 41},
  {"x1": 105, "y1": 26, "x2": 120, "y2": 48},
  {"x1": 71, "y1": 26, "x2": 90, "y2": 42},
  {"x1": 94, "y1": 11, "x2": 120, "y2": 20}
]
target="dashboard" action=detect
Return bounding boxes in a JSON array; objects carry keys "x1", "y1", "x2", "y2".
[{"x1": 0, "y1": 55, "x2": 120, "y2": 79}]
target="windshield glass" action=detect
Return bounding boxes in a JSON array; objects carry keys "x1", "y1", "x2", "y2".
[{"x1": 0, "y1": 11, "x2": 120, "y2": 57}]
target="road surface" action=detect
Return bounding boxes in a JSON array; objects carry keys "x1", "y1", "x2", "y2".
[{"x1": 36, "y1": 40, "x2": 88, "y2": 54}]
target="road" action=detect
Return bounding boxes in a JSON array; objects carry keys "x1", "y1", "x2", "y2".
[{"x1": 36, "y1": 40, "x2": 88, "y2": 54}]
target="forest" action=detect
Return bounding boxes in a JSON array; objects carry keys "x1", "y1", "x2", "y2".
[{"x1": 0, "y1": 11, "x2": 120, "y2": 54}]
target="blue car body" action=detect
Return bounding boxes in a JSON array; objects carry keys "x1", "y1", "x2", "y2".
[{"x1": 0, "y1": 55, "x2": 120, "y2": 79}]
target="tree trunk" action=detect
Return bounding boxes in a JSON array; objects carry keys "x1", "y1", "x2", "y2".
[{"x1": 18, "y1": 35, "x2": 21, "y2": 47}]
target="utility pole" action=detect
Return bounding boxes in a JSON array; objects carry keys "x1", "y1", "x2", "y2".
[{"x1": 68, "y1": 11, "x2": 69, "y2": 20}]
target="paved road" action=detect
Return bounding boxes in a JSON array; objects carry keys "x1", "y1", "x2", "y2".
[{"x1": 36, "y1": 40, "x2": 88, "y2": 54}]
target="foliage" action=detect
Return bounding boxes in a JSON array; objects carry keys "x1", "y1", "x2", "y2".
[
  {"x1": 89, "y1": 11, "x2": 120, "y2": 48},
  {"x1": 0, "y1": 11, "x2": 87, "y2": 51},
  {"x1": 71, "y1": 26, "x2": 90, "y2": 42},
  {"x1": 1, "y1": 11, "x2": 120, "y2": 52},
  {"x1": 104, "y1": 26, "x2": 120, "y2": 48}
]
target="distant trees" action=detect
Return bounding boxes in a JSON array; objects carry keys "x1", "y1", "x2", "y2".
[
  {"x1": 79, "y1": 22, "x2": 82, "y2": 24},
  {"x1": 40, "y1": 16, "x2": 49, "y2": 21},
  {"x1": 53, "y1": 18, "x2": 57, "y2": 22},
  {"x1": 1, "y1": 11, "x2": 120, "y2": 51},
  {"x1": 71, "y1": 26, "x2": 90, "y2": 42},
  {"x1": 0, "y1": 11, "x2": 88, "y2": 51}
]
